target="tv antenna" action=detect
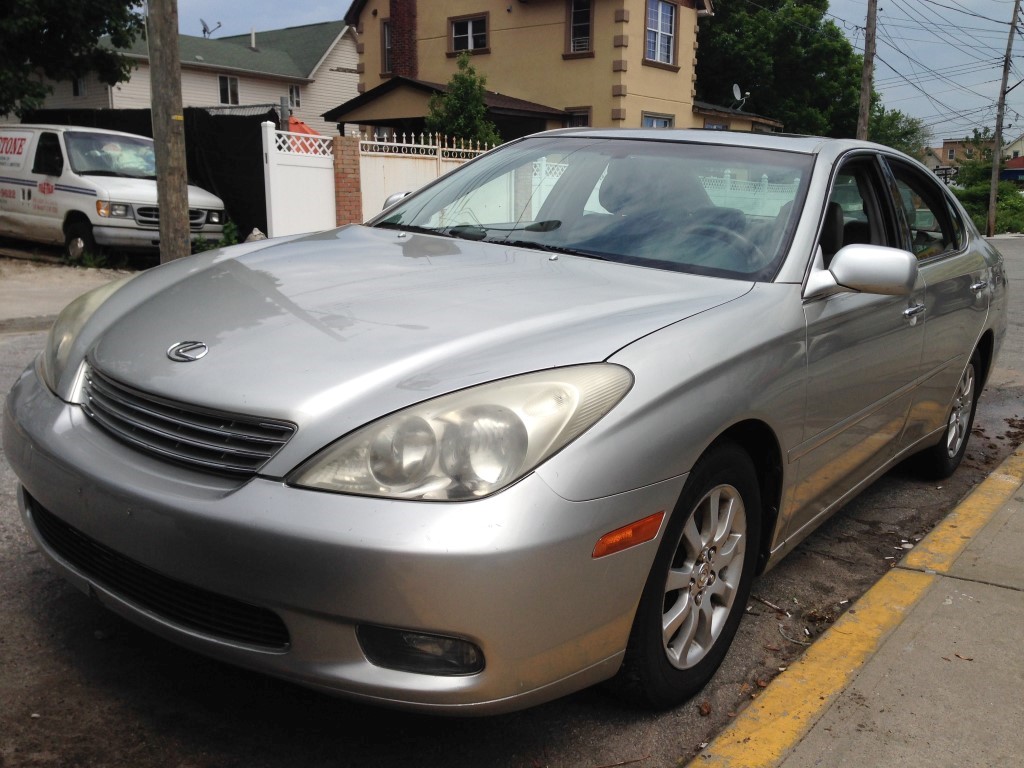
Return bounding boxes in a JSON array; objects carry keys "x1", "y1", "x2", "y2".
[
  {"x1": 200, "y1": 18, "x2": 222, "y2": 38},
  {"x1": 731, "y1": 83, "x2": 750, "y2": 111}
]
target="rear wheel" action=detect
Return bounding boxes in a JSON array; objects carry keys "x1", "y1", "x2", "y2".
[
  {"x1": 64, "y1": 220, "x2": 96, "y2": 263},
  {"x1": 912, "y1": 350, "x2": 980, "y2": 480},
  {"x1": 612, "y1": 442, "x2": 761, "y2": 709}
]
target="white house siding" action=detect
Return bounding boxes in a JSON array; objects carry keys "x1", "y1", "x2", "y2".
[
  {"x1": 36, "y1": 71, "x2": 112, "y2": 110},
  {"x1": 109, "y1": 65, "x2": 154, "y2": 109},
  {"x1": 302, "y1": 34, "x2": 359, "y2": 136}
]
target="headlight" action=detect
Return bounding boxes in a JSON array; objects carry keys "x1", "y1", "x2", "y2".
[
  {"x1": 207, "y1": 210, "x2": 224, "y2": 224},
  {"x1": 96, "y1": 201, "x2": 132, "y2": 218},
  {"x1": 291, "y1": 364, "x2": 633, "y2": 501},
  {"x1": 40, "y1": 276, "x2": 136, "y2": 394}
]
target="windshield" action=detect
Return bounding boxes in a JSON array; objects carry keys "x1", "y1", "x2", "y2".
[
  {"x1": 372, "y1": 136, "x2": 813, "y2": 280},
  {"x1": 64, "y1": 131, "x2": 157, "y2": 179}
]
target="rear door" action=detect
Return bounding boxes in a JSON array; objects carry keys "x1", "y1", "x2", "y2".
[{"x1": 882, "y1": 157, "x2": 990, "y2": 449}]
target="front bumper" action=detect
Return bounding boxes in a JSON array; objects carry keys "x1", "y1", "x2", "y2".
[
  {"x1": 93, "y1": 224, "x2": 223, "y2": 251},
  {"x1": 3, "y1": 362, "x2": 685, "y2": 714}
]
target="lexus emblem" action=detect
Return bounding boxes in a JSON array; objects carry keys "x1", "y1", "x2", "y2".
[{"x1": 167, "y1": 341, "x2": 209, "y2": 362}]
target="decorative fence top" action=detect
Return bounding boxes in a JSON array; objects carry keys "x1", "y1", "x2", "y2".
[
  {"x1": 274, "y1": 130, "x2": 334, "y2": 157},
  {"x1": 360, "y1": 132, "x2": 492, "y2": 161}
]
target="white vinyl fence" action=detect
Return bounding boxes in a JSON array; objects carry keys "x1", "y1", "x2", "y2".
[
  {"x1": 359, "y1": 133, "x2": 490, "y2": 221},
  {"x1": 261, "y1": 121, "x2": 335, "y2": 238}
]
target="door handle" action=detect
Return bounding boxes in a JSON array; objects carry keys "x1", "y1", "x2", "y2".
[{"x1": 903, "y1": 304, "x2": 926, "y2": 318}]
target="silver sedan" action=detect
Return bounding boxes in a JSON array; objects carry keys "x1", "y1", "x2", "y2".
[{"x1": 3, "y1": 130, "x2": 1007, "y2": 714}]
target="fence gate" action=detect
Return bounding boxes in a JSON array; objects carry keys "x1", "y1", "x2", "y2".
[{"x1": 261, "y1": 121, "x2": 336, "y2": 238}]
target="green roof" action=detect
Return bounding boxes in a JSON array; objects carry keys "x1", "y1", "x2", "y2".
[{"x1": 111, "y1": 20, "x2": 349, "y2": 81}]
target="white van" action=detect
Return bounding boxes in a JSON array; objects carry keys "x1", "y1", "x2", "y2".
[{"x1": 0, "y1": 124, "x2": 226, "y2": 259}]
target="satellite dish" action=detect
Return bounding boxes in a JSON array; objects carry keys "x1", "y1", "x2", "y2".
[
  {"x1": 200, "y1": 18, "x2": 221, "y2": 38},
  {"x1": 731, "y1": 84, "x2": 749, "y2": 111}
]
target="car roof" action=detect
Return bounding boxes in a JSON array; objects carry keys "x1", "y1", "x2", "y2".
[{"x1": 529, "y1": 128, "x2": 883, "y2": 158}]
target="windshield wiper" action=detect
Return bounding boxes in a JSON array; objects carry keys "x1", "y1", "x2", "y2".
[
  {"x1": 492, "y1": 239, "x2": 609, "y2": 260},
  {"x1": 374, "y1": 221, "x2": 452, "y2": 238}
]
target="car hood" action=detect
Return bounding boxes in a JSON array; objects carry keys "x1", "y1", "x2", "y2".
[
  {"x1": 80, "y1": 175, "x2": 223, "y2": 208},
  {"x1": 90, "y1": 225, "x2": 751, "y2": 463}
]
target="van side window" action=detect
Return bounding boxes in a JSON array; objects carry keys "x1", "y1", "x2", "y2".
[{"x1": 32, "y1": 133, "x2": 63, "y2": 176}]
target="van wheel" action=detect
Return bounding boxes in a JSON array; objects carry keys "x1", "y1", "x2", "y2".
[{"x1": 64, "y1": 221, "x2": 96, "y2": 263}]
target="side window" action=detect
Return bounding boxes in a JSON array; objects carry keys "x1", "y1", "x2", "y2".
[
  {"x1": 32, "y1": 133, "x2": 64, "y2": 176},
  {"x1": 887, "y1": 160, "x2": 962, "y2": 259},
  {"x1": 819, "y1": 158, "x2": 894, "y2": 265}
]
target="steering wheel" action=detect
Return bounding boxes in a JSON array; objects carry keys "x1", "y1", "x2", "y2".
[{"x1": 679, "y1": 224, "x2": 767, "y2": 272}]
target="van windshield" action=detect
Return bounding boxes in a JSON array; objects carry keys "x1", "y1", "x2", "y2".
[{"x1": 64, "y1": 131, "x2": 157, "y2": 179}]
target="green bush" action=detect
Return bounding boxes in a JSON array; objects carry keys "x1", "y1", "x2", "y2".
[{"x1": 953, "y1": 181, "x2": 1024, "y2": 234}]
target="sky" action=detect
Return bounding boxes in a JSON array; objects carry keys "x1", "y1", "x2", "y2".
[
  {"x1": 174, "y1": 0, "x2": 1022, "y2": 145},
  {"x1": 824, "y1": 0, "x2": 1020, "y2": 142}
]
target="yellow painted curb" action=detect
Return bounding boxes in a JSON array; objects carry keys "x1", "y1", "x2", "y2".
[
  {"x1": 902, "y1": 446, "x2": 1024, "y2": 573},
  {"x1": 690, "y1": 443, "x2": 1024, "y2": 767},
  {"x1": 693, "y1": 569, "x2": 933, "y2": 768}
]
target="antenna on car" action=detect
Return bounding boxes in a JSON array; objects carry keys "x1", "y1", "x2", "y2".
[
  {"x1": 731, "y1": 84, "x2": 750, "y2": 111},
  {"x1": 200, "y1": 18, "x2": 222, "y2": 38}
]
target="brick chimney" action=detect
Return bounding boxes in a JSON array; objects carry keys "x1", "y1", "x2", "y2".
[{"x1": 389, "y1": 0, "x2": 418, "y2": 78}]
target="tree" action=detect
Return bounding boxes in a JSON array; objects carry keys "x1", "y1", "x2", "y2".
[
  {"x1": 425, "y1": 53, "x2": 501, "y2": 147},
  {"x1": 868, "y1": 103, "x2": 931, "y2": 158},
  {"x1": 955, "y1": 128, "x2": 997, "y2": 188},
  {"x1": 696, "y1": 0, "x2": 861, "y2": 137},
  {"x1": 0, "y1": 0, "x2": 145, "y2": 117}
]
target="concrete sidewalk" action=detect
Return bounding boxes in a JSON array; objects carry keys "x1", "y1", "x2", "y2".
[{"x1": 694, "y1": 446, "x2": 1024, "y2": 767}]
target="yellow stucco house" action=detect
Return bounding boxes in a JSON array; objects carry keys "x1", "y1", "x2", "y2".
[{"x1": 326, "y1": 0, "x2": 781, "y2": 138}]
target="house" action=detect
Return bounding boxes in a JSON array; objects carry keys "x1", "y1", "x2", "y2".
[
  {"x1": 327, "y1": 0, "x2": 739, "y2": 138},
  {"x1": 32, "y1": 21, "x2": 358, "y2": 136},
  {"x1": 931, "y1": 136, "x2": 996, "y2": 167},
  {"x1": 1002, "y1": 132, "x2": 1024, "y2": 160}
]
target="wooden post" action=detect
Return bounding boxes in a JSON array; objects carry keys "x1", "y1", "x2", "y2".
[
  {"x1": 148, "y1": 0, "x2": 191, "y2": 262},
  {"x1": 988, "y1": 0, "x2": 1022, "y2": 237},
  {"x1": 856, "y1": 0, "x2": 877, "y2": 141}
]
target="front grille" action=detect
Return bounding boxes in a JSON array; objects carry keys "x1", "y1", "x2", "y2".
[
  {"x1": 29, "y1": 496, "x2": 290, "y2": 650},
  {"x1": 81, "y1": 365, "x2": 296, "y2": 477},
  {"x1": 134, "y1": 206, "x2": 208, "y2": 230}
]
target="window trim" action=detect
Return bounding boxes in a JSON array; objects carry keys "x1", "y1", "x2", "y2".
[
  {"x1": 218, "y1": 74, "x2": 239, "y2": 105},
  {"x1": 447, "y1": 13, "x2": 491, "y2": 57},
  {"x1": 643, "y1": 0, "x2": 681, "y2": 72},
  {"x1": 564, "y1": 0, "x2": 595, "y2": 59},
  {"x1": 641, "y1": 112, "x2": 675, "y2": 128},
  {"x1": 288, "y1": 85, "x2": 301, "y2": 109},
  {"x1": 565, "y1": 106, "x2": 592, "y2": 127}
]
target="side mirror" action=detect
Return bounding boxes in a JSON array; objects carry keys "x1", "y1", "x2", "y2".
[
  {"x1": 382, "y1": 191, "x2": 411, "y2": 210},
  {"x1": 805, "y1": 244, "x2": 919, "y2": 300}
]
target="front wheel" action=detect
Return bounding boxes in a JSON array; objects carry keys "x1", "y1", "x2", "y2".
[
  {"x1": 612, "y1": 442, "x2": 761, "y2": 709},
  {"x1": 64, "y1": 220, "x2": 97, "y2": 263}
]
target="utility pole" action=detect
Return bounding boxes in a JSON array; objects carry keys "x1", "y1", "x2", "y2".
[
  {"x1": 856, "y1": 0, "x2": 878, "y2": 140},
  {"x1": 989, "y1": 0, "x2": 1022, "y2": 237},
  {"x1": 148, "y1": 0, "x2": 191, "y2": 262}
]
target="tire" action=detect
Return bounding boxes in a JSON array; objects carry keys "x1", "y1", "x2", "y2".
[
  {"x1": 912, "y1": 350, "x2": 981, "y2": 480},
  {"x1": 64, "y1": 220, "x2": 96, "y2": 263},
  {"x1": 611, "y1": 442, "x2": 761, "y2": 709}
]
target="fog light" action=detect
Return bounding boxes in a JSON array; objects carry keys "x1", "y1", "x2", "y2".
[{"x1": 357, "y1": 625, "x2": 484, "y2": 676}]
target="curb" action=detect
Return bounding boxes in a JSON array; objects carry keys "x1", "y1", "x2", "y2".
[{"x1": 690, "y1": 443, "x2": 1024, "y2": 767}]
